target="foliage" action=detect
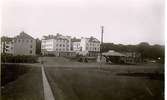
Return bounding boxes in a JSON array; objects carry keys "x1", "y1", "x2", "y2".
[
  {"x1": 1, "y1": 53, "x2": 38, "y2": 63},
  {"x1": 102, "y1": 42, "x2": 164, "y2": 63}
]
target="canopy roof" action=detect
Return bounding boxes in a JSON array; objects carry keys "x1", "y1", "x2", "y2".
[{"x1": 102, "y1": 50, "x2": 126, "y2": 57}]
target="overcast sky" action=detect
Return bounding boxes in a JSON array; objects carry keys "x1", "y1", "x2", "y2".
[{"x1": 2, "y1": 0, "x2": 165, "y2": 45}]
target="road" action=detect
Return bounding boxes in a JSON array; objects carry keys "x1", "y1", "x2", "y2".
[{"x1": 42, "y1": 57, "x2": 164, "y2": 100}]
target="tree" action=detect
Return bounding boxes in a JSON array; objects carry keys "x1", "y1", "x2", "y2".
[{"x1": 102, "y1": 42, "x2": 164, "y2": 63}]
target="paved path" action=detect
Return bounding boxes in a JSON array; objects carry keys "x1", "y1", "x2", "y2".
[{"x1": 42, "y1": 65, "x2": 55, "y2": 100}]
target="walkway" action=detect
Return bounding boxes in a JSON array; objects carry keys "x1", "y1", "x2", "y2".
[{"x1": 42, "y1": 65, "x2": 55, "y2": 100}]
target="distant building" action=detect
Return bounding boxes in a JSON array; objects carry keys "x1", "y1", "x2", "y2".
[
  {"x1": 1, "y1": 37, "x2": 13, "y2": 54},
  {"x1": 1, "y1": 32, "x2": 36, "y2": 56},
  {"x1": 41, "y1": 34, "x2": 75, "y2": 56},
  {"x1": 102, "y1": 50, "x2": 141, "y2": 64},
  {"x1": 123, "y1": 52, "x2": 142, "y2": 64},
  {"x1": 41, "y1": 34, "x2": 100, "y2": 57},
  {"x1": 79, "y1": 36, "x2": 100, "y2": 56},
  {"x1": 71, "y1": 38, "x2": 81, "y2": 51}
]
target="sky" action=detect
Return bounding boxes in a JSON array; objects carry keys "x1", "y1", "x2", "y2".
[{"x1": 2, "y1": 0, "x2": 165, "y2": 45}]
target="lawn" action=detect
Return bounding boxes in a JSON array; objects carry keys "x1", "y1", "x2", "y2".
[
  {"x1": 45, "y1": 65, "x2": 164, "y2": 100},
  {"x1": 1, "y1": 64, "x2": 44, "y2": 100}
]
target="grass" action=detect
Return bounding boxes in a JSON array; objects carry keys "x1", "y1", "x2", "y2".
[
  {"x1": 45, "y1": 67, "x2": 164, "y2": 100},
  {"x1": 41, "y1": 57, "x2": 164, "y2": 100},
  {"x1": 1, "y1": 65, "x2": 44, "y2": 100},
  {"x1": 1, "y1": 64, "x2": 30, "y2": 86}
]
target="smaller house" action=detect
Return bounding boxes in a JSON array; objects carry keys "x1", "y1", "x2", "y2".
[
  {"x1": 102, "y1": 50, "x2": 126, "y2": 64},
  {"x1": 101, "y1": 50, "x2": 141, "y2": 64}
]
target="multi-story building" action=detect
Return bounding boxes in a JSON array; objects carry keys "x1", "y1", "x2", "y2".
[
  {"x1": 71, "y1": 38, "x2": 81, "y2": 51},
  {"x1": 41, "y1": 34, "x2": 100, "y2": 57},
  {"x1": 82, "y1": 37, "x2": 100, "y2": 56},
  {"x1": 1, "y1": 37, "x2": 13, "y2": 54},
  {"x1": 1, "y1": 32, "x2": 36, "y2": 56},
  {"x1": 4, "y1": 41, "x2": 14, "y2": 54},
  {"x1": 41, "y1": 34, "x2": 75, "y2": 56},
  {"x1": 72, "y1": 36, "x2": 100, "y2": 56}
]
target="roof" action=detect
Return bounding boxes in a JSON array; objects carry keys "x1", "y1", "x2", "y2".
[
  {"x1": 102, "y1": 50, "x2": 126, "y2": 57},
  {"x1": 14, "y1": 31, "x2": 34, "y2": 39},
  {"x1": 43, "y1": 33, "x2": 70, "y2": 40},
  {"x1": 88, "y1": 37, "x2": 100, "y2": 43},
  {"x1": 71, "y1": 38, "x2": 81, "y2": 42}
]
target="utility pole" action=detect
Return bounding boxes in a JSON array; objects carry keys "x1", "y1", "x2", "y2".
[{"x1": 100, "y1": 26, "x2": 104, "y2": 67}]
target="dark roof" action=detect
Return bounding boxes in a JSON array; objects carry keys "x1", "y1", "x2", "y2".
[
  {"x1": 71, "y1": 38, "x2": 81, "y2": 42},
  {"x1": 43, "y1": 33, "x2": 69, "y2": 40},
  {"x1": 88, "y1": 37, "x2": 100, "y2": 43},
  {"x1": 14, "y1": 31, "x2": 34, "y2": 39}
]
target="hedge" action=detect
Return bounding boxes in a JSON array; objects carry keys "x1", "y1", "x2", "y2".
[{"x1": 1, "y1": 53, "x2": 38, "y2": 63}]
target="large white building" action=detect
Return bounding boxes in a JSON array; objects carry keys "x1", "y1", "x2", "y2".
[
  {"x1": 41, "y1": 34, "x2": 75, "y2": 56},
  {"x1": 72, "y1": 36, "x2": 100, "y2": 56},
  {"x1": 41, "y1": 34, "x2": 100, "y2": 57},
  {"x1": 80, "y1": 37, "x2": 100, "y2": 52},
  {"x1": 1, "y1": 32, "x2": 36, "y2": 56}
]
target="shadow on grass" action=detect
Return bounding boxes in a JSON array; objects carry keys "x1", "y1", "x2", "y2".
[
  {"x1": 1, "y1": 64, "x2": 30, "y2": 86},
  {"x1": 117, "y1": 72, "x2": 164, "y2": 81}
]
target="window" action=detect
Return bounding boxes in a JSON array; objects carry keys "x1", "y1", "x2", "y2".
[
  {"x1": 27, "y1": 40, "x2": 29, "y2": 42},
  {"x1": 18, "y1": 39, "x2": 20, "y2": 42},
  {"x1": 60, "y1": 44, "x2": 62, "y2": 47},
  {"x1": 31, "y1": 40, "x2": 33, "y2": 42},
  {"x1": 63, "y1": 44, "x2": 65, "y2": 47},
  {"x1": 30, "y1": 45, "x2": 32, "y2": 48},
  {"x1": 11, "y1": 47, "x2": 13, "y2": 49}
]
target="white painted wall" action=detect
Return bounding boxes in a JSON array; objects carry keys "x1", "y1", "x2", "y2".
[{"x1": 41, "y1": 36, "x2": 72, "y2": 52}]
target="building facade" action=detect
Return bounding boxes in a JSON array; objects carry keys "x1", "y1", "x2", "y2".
[
  {"x1": 102, "y1": 50, "x2": 141, "y2": 64},
  {"x1": 1, "y1": 41, "x2": 14, "y2": 54},
  {"x1": 71, "y1": 38, "x2": 81, "y2": 52},
  {"x1": 41, "y1": 34, "x2": 100, "y2": 57},
  {"x1": 79, "y1": 37, "x2": 100, "y2": 56},
  {"x1": 1, "y1": 32, "x2": 36, "y2": 56},
  {"x1": 41, "y1": 34, "x2": 75, "y2": 56}
]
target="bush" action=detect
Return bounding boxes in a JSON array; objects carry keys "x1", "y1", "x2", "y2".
[{"x1": 1, "y1": 53, "x2": 38, "y2": 63}]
